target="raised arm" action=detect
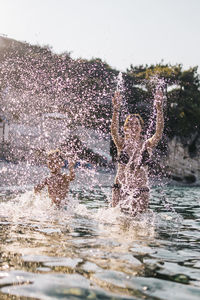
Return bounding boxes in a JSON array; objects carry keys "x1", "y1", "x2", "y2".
[
  {"x1": 147, "y1": 88, "x2": 164, "y2": 149},
  {"x1": 66, "y1": 158, "x2": 75, "y2": 181},
  {"x1": 111, "y1": 91, "x2": 123, "y2": 150},
  {"x1": 34, "y1": 178, "x2": 47, "y2": 194}
]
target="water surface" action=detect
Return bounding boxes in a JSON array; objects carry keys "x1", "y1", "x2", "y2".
[{"x1": 0, "y1": 163, "x2": 200, "y2": 299}]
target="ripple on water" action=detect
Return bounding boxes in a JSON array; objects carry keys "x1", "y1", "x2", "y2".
[
  {"x1": 0, "y1": 179, "x2": 200, "y2": 299},
  {"x1": 0, "y1": 270, "x2": 134, "y2": 299},
  {"x1": 93, "y1": 270, "x2": 200, "y2": 300}
]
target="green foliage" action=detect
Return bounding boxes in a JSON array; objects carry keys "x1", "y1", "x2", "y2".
[{"x1": 127, "y1": 63, "x2": 200, "y2": 140}]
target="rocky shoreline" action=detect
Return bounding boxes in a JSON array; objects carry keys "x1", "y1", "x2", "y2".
[{"x1": 164, "y1": 136, "x2": 200, "y2": 185}]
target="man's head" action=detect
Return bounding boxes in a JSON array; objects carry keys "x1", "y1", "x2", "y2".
[{"x1": 47, "y1": 149, "x2": 65, "y2": 172}]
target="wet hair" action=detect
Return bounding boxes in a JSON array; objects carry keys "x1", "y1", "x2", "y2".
[
  {"x1": 47, "y1": 149, "x2": 64, "y2": 163},
  {"x1": 124, "y1": 114, "x2": 144, "y2": 129},
  {"x1": 47, "y1": 149, "x2": 60, "y2": 157}
]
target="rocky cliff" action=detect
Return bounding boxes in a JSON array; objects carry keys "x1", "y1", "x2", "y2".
[{"x1": 164, "y1": 135, "x2": 200, "y2": 184}]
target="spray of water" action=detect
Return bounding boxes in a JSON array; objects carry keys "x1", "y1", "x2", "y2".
[
  {"x1": 115, "y1": 71, "x2": 129, "y2": 122},
  {"x1": 112, "y1": 73, "x2": 181, "y2": 221},
  {"x1": 0, "y1": 42, "x2": 114, "y2": 180},
  {"x1": 0, "y1": 40, "x2": 182, "y2": 231},
  {"x1": 0, "y1": 40, "x2": 119, "y2": 232}
]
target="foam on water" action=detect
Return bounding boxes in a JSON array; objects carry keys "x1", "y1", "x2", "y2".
[
  {"x1": 0, "y1": 158, "x2": 183, "y2": 240},
  {"x1": 0, "y1": 186, "x2": 157, "y2": 235},
  {"x1": 92, "y1": 202, "x2": 156, "y2": 238},
  {"x1": 0, "y1": 190, "x2": 76, "y2": 224}
]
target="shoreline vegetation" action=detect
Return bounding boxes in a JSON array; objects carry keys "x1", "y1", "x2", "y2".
[{"x1": 0, "y1": 36, "x2": 200, "y2": 184}]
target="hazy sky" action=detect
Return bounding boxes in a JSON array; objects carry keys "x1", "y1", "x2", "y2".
[{"x1": 0, "y1": 0, "x2": 200, "y2": 71}]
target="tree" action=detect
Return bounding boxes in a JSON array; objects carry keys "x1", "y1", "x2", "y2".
[{"x1": 127, "y1": 63, "x2": 200, "y2": 140}]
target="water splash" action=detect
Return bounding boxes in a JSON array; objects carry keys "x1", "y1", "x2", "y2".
[
  {"x1": 112, "y1": 74, "x2": 169, "y2": 217},
  {"x1": 116, "y1": 71, "x2": 123, "y2": 92},
  {"x1": 0, "y1": 41, "x2": 115, "y2": 202},
  {"x1": 0, "y1": 39, "x2": 172, "y2": 228},
  {"x1": 115, "y1": 71, "x2": 129, "y2": 122},
  {"x1": 144, "y1": 75, "x2": 166, "y2": 140}
]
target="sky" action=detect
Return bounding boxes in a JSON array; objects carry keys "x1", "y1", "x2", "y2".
[{"x1": 0, "y1": 0, "x2": 200, "y2": 72}]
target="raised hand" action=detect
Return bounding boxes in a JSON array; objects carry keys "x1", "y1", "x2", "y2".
[{"x1": 112, "y1": 91, "x2": 122, "y2": 110}]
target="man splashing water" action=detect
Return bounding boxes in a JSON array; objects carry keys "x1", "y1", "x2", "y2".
[{"x1": 34, "y1": 149, "x2": 75, "y2": 208}]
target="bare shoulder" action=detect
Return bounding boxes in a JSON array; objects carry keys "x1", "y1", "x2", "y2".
[
  {"x1": 145, "y1": 138, "x2": 153, "y2": 148},
  {"x1": 34, "y1": 177, "x2": 48, "y2": 193},
  {"x1": 63, "y1": 174, "x2": 71, "y2": 183},
  {"x1": 146, "y1": 135, "x2": 158, "y2": 150}
]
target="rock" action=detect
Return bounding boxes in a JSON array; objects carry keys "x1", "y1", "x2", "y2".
[{"x1": 163, "y1": 135, "x2": 200, "y2": 184}]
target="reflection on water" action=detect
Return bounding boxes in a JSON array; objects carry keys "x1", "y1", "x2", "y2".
[{"x1": 0, "y1": 164, "x2": 200, "y2": 299}]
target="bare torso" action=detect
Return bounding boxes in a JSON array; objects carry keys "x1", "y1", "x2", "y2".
[
  {"x1": 47, "y1": 174, "x2": 70, "y2": 206},
  {"x1": 113, "y1": 139, "x2": 150, "y2": 214},
  {"x1": 115, "y1": 140, "x2": 149, "y2": 190}
]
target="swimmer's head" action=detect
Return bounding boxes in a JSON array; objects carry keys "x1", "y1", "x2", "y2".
[
  {"x1": 47, "y1": 149, "x2": 65, "y2": 171},
  {"x1": 124, "y1": 114, "x2": 144, "y2": 138}
]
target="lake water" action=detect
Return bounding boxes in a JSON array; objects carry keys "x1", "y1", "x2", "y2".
[{"x1": 0, "y1": 162, "x2": 200, "y2": 300}]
